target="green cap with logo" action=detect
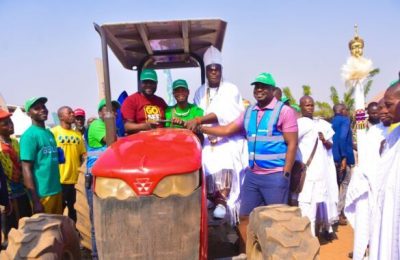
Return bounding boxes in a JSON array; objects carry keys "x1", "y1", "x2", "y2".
[
  {"x1": 140, "y1": 69, "x2": 158, "y2": 82},
  {"x1": 98, "y1": 99, "x2": 121, "y2": 111},
  {"x1": 25, "y1": 97, "x2": 48, "y2": 112},
  {"x1": 172, "y1": 79, "x2": 189, "y2": 90},
  {"x1": 251, "y1": 73, "x2": 276, "y2": 87}
]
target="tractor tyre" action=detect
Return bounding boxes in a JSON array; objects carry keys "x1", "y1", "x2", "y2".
[
  {"x1": 74, "y1": 160, "x2": 92, "y2": 250},
  {"x1": 246, "y1": 205, "x2": 320, "y2": 260},
  {"x1": 0, "y1": 213, "x2": 81, "y2": 260}
]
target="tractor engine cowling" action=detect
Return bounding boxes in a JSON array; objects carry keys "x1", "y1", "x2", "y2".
[{"x1": 91, "y1": 128, "x2": 206, "y2": 260}]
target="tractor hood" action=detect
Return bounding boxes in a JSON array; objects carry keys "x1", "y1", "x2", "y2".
[{"x1": 91, "y1": 128, "x2": 202, "y2": 195}]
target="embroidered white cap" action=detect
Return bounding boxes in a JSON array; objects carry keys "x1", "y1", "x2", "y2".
[{"x1": 203, "y1": 46, "x2": 222, "y2": 67}]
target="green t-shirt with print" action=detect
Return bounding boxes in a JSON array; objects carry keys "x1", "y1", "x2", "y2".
[
  {"x1": 165, "y1": 103, "x2": 204, "y2": 128},
  {"x1": 19, "y1": 125, "x2": 61, "y2": 198},
  {"x1": 88, "y1": 119, "x2": 106, "y2": 148}
]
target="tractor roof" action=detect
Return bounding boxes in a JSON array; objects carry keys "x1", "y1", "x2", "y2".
[{"x1": 98, "y1": 19, "x2": 227, "y2": 70}]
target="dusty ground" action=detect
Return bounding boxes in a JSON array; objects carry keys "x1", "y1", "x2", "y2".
[{"x1": 320, "y1": 224, "x2": 354, "y2": 260}]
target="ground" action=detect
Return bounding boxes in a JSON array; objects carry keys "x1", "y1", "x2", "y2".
[{"x1": 320, "y1": 224, "x2": 354, "y2": 260}]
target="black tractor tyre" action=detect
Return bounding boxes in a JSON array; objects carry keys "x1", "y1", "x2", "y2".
[
  {"x1": 0, "y1": 213, "x2": 81, "y2": 260},
  {"x1": 74, "y1": 163, "x2": 92, "y2": 250},
  {"x1": 246, "y1": 205, "x2": 320, "y2": 260}
]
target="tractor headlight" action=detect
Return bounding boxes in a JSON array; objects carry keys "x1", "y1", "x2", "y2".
[
  {"x1": 153, "y1": 171, "x2": 200, "y2": 198},
  {"x1": 95, "y1": 177, "x2": 136, "y2": 199}
]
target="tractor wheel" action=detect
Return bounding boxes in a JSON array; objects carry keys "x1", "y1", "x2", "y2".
[
  {"x1": 0, "y1": 213, "x2": 81, "y2": 260},
  {"x1": 246, "y1": 205, "x2": 320, "y2": 260},
  {"x1": 74, "y1": 161, "x2": 92, "y2": 250}
]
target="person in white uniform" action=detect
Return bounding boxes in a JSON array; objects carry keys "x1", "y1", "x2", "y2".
[
  {"x1": 344, "y1": 99, "x2": 392, "y2": 260},
  {"x1": 369, "y1": 80, "x2": 400, "y2": 260},
  {"x1": 186, "y1": 46, "x2": 248, "y2": 223},
  {"x1": 296, "y1": 96, "x2": 339, "y2": 237}
]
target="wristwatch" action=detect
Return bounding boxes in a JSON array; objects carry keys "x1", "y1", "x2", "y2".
[{"x1": 284, "y1": 171, "x2": 291, "y2": 178}]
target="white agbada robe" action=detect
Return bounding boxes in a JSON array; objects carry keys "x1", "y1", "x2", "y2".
[
  {"x1": 369, "y1": 125, "x2": 400, "y2": 260},
  {"x1": 194, "y1": 80, "x2": 248, "y2": 224},
  {"x1": 344, "y1": 122, "x2": 388, "y2": 260},
  {"x1": 296, "y1": 117, "x2": 338, "y2": 235}
]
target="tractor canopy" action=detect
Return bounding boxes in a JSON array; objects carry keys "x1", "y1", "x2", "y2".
[{"x1": 97, "y1": 18, "x2": 227, "y2": 71}]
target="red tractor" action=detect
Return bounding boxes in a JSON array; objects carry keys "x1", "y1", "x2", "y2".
[{"x1": 89, "y1": 19, "x2": 227, "y2": 259}]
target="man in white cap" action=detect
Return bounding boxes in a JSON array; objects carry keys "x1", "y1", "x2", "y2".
[{"x1": 186, "y1": 46, "x2": 247, "y2": 224}]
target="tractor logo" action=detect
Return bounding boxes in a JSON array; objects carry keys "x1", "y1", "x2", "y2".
[
  {"x1": 134, "y1": 178, "x2": 153, "y2": 195},
  {"x1": 144, "y1": 105, "x2": 161, "y2": 122}
]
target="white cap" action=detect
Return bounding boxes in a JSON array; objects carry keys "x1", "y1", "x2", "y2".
[{"x1": 203, "y1": 46, "x2": 222, "y2": 67}]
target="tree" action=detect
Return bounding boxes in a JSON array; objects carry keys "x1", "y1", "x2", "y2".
[
  {"x1": 302, "y1": 85, "x2": 311, "y2": 96},
  {"x1": 282, "y1": 87, "x2": 296, "y2": 105},
  {"x1": 364, "y1": 68, "x2": 380, "y2": 97},
  {"x1": 330, "y1": 86, "x2": 340, "y2": 105},
  {"x1": 314, "y1": 101, "x2": 333, "y2": 119}
]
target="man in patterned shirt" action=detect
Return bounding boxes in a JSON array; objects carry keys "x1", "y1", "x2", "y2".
[{"x1": 0, "y1": 109, "x2": 32, "y2": 237}]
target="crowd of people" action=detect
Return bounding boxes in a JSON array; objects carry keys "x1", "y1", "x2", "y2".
[{"x1": 0, "y1": 45, "x2": 399, "y2": 260}]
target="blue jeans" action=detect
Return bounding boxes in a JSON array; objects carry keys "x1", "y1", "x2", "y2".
[
  {"x1": 240, "y1": 169, "x2": 289, "y2": 216},
  {"x1": 85, "y1": 180, "x2": 98, "y2": 259}
]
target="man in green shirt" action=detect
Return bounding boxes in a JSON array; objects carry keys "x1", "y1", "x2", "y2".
[
  {"x1": 86, "y1": 98, "x2": 120, "y2": 259},
  {"x1": 165, "y1": 79, "x2": 203, "y2": 128},
  {"x1": 20, "y1": 97, "x2": 62, "y2": 214},
  {"x1": 88, "y1": 99, "x2": 120, "y2": 147}
]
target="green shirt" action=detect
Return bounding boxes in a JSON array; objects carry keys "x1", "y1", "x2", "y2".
[
  {"x1": 88, "y1": 119, "x2": 106, "y2": 148},
  {"x1": 165, "y1": 103, "x2": 204, "y2": 128},
  {"x1": 20, "y1": 125, "x2": 61, "y2": 198}
]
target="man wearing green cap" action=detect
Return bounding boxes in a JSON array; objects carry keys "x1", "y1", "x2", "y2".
[
  {"x1": 199, "y1": 72, "x2": 298, "y2": 252},
  {"x1": 20, "y1": 97, "x2": 62, "y2": 214},
  {"x1": 88, "y1": 99, "x2": 120, "y2": 148},
  {"x1": 165, "y1": 79, "x2": 203, "y2": 128},
  {"x1": 121, "y1": 68, "x2": 167, "y2": 134},
  {"x1": 85, "y1": 98, "x2": 120, "y2": 258}
]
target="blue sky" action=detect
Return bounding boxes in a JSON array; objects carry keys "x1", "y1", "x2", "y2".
[{"x1": 1, "y1": 0, "x2": 399, "y2": 120}]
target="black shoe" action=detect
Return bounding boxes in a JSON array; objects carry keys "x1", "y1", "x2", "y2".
[
  {"x1": 1, "y1": 241, "x2": 8, "y2": 250},
  {"x1": 318, "y1": 234, "x2": 331, "y2": 245},
  {"x1": 323, "y1": 231, "x2": 337, "y2": 241}
]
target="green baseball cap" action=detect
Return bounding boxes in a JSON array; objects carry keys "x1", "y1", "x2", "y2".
[
  {"x1": 25, "y1": 97, "x2": 48, "y2": 112},
  {"x1": 140, "y1": 69, "x2": 158, "y2": 82},
  {"x1": 291, "y1": 104, "x2": 301, "y2": 112},
  {"x1": 390, "y1": 79, "x2": 399, "y2": 87},
  {"x1": 281, "y1": 94, "x2": 290, "y2": 103},
  {"x1": 98, "y1": 99, "x2": 121, "y2": 111},
  {"x1": 172, "y1": 79, "x2": 189, "y2": 90},
  {"x1": 251, "y1": 73, "x2": 276, "y2": 87}
]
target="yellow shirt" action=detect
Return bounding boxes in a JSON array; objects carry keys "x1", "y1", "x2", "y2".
[
  {"x1": 389, "y1": 122, "x2": 400, "y2": 134},
  {"x1": 51, "y1": 126, "x2": 86, "y2": 184}
]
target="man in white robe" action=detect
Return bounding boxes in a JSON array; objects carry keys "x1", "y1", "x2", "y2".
[
  {"x1": 297, "y1": 96, "x2": 338, "y2": 236},
  {"x1": 369, "y1": 81, "x2": 400, "y2": 260},
  {"x1": 344, "y1": 98, "x2": 391, "y2": 260},
  {"x1": 186, "y1": 46, "x2": 248, "y2": 224}
]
